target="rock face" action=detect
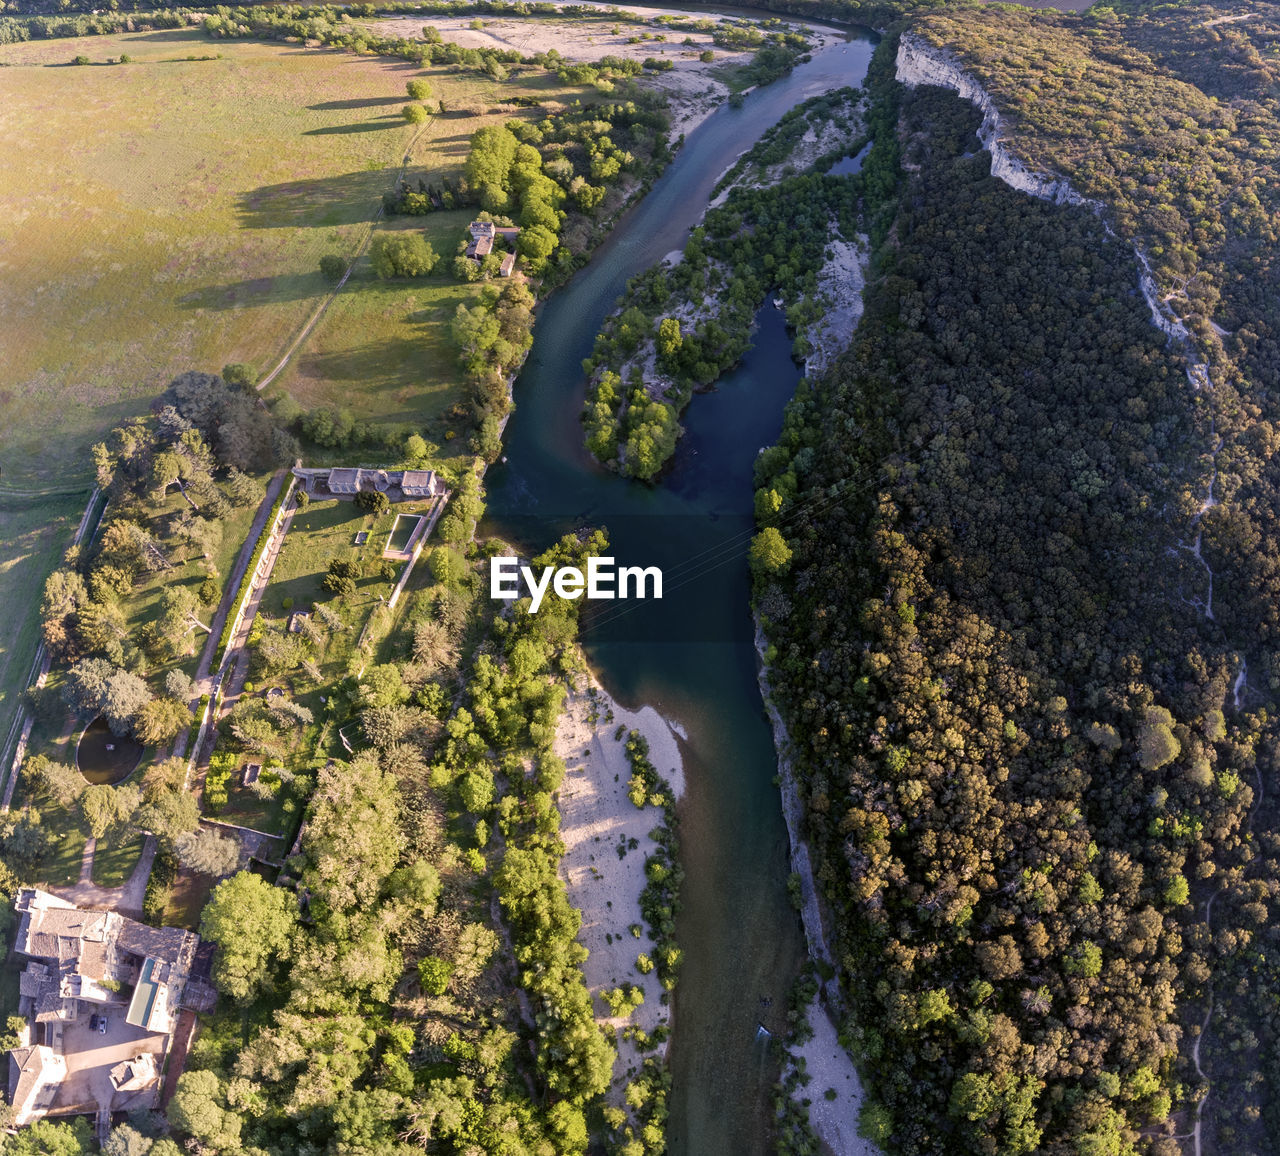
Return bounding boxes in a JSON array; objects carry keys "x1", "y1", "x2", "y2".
[{"x1": 894, "y1": 31, "x2": 1192, "y2": 345}]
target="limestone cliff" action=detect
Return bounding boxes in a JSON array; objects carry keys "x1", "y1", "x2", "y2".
[{"x1": 894, "y1": 32, "x2": 1193, "y2": 347}]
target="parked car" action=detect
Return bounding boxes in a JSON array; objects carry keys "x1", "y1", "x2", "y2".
[
  {"x1": 88, "y1": 1014, "x2": 99, "y2": 1031},
  {"x1": 97, "y1": 1016, "x2": 107, "y2": 1035}
]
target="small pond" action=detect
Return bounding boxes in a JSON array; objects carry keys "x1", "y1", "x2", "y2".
[
  {"x1": 75, "y1": 716, "x2": 144, "y2": 785},
  {"x1": 827, "y1": 140, "x2": 872, "y2": 176}
]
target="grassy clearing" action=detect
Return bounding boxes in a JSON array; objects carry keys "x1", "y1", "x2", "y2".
[
  {"x1": 163, "y1": 866, "x2": 216, "y2": 932},
  {"x1": 275, "y1": 211, "x2": 482, "y2": 441},
  {"x1": 30, "y1": 799, "x2": 89, "y2": 889},
  {"x1": 215, "y1": 783, "x2": 293, "y2": 837},
  {"x1": 90, "y1": 833, "x2": 145, "y2": 887},
  {"x1": 264, "y1": 498, "x2": 408, "y2": 618},
  {"x1": 0, "y1": 495, "x2": 86, "y2": 747},
  {"x1": 0, "y1": 30, "x2": 590, "y2": 489}
]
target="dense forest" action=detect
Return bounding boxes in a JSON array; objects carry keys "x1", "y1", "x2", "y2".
[{"x1": 758, "y1": 16, "x2": 1280, "y2": 1156}]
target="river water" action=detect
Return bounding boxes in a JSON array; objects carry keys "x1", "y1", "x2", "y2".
[{"x1": 482, "y1": 31, "x2": 875, "y2": 1154}]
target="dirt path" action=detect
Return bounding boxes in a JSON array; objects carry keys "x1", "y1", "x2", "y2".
[{"x1": 256, "y1": 119, "x2": 433, "y2": 392}]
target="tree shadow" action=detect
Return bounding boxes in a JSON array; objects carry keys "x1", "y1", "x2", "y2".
[
  {"x1": 176, "y1": 272, "x2": 325, "y2": 312},
  {"x1": 236, "y1": 171, "x2": 387, "y2": 229},
  {"x1": 308, "y1": 96, "x2": 405, "y2": 111},
  {"x1": 110, "y1": 28, "x2": 206, "y2": 44},
  {"x1": 304, "y1": 117, "x2": 402, "y2": 136}
]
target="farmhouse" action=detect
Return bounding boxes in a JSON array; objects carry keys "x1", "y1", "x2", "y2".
[
  {"x1": 327, "y1": 467, "x2": 361, "y2": 495},
  {"x1": 465, "y1": 219, "x2": 495, "y2": 259},
  {"x1": 464, "y1": 220, "x2": 521, "y2": 269},
  {"x1": 292, "y1": 466, "x2": 442, "y2": 501},
  {"x1": 6, "y1": 889, "x2": 215, "y2": 1128}
]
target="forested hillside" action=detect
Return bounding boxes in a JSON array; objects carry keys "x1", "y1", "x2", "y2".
[{"x1": 758, "y1": 23, "x2": 1280, "y2": 1155}]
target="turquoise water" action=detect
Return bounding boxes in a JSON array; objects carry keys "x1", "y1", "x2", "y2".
[{"x1": 483, "y1": 33, "x2": 875, "y2": 1153}]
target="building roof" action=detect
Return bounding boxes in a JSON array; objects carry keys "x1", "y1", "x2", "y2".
[
  {"x1": 116, "y1": 921, "x2": 193, "y2": 966},
  {"x1": 499, "y1": 252, "x2": 516, "y2": 276},
  {"x1": 469, "y1": 220, "x2": 496, "y2": 238},
  {"x1": 8, "y1": 1044, "x2": 62, "y2": 1125},
  {"x1": 328, "y1": 467, "x2": 361, "y2": 489},
  {"x1": 109, "y1": 1053, "x2": 157, "y2": 1092},
  {"x1": 400, "y1": 469, "x2": 436, "y2": 494}
]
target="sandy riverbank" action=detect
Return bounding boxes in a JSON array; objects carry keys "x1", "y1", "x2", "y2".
[
  {"x1": 554, "y1": 670, "x2": 684, "y2": 1099},
  {"x1": 756, "y1": 622, "x2": 879, "y2": 1154}
]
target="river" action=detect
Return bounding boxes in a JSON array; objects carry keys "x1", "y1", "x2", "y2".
[{"x1": 481, "y1": 29, "x2": 875, "y2": 1154}]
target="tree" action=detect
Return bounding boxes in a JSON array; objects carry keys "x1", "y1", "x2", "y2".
[
  {"x1": 749, "y1": 526, "x2": 792, "y2": 576},
  {"x1": 371, "y1": 233, "x2": 438, "y2": 279},
  {"x1": 63, "y1": 656, "x2": 117, "y2": 717},
  {"x1": 1137, "y1": 706, "x2": 1181, "y2": 770},
  {"x1": 175, "y1": 828, "x2": 242, "y2": 876},
  {"x1": 81, "y1": 784, "x2": 140, "y2": 841},
  {"x1": 165, "y1": 669, "x2": 197, "y2": 703},
  {"x1": 302, "y1": 755, "x2": 403, "y2": 913},
  {"x1": 6, "y1": 1119, "x2": 93, "y2": 1155},
  {"x1": 221, "y1": 363, "x2": 258, "y2": 389},
  {"x1": 406, "y1": 77, "x2": 433, "y2": 101},
  {"x1": 319, "y1": 254, "x2": 346, "y2": 283},
  {"x1": 516, "y1": 224, "x2": 557, "y2": 268},
  {"x1": 402, "y1": 103, "x2": 429, "y2": 125},
  {"x1": 200, "y1": 871, "x2": 297, "y2": 1001},
  {"x1": 354, "y1": 489, "x2": 391, "y2": 515},
  {"x1": 24, "y1": 754, "x2": 84, "y2": 810},
  {"x1": 657, "y1": 316, "x2": 683, "y2": 358},
  {"x1": 404, "y1": 433, "x2": 432, "y2": 467},
  {"x1": 418, "y1": 955, "x2": 454, "y2": 996},
  {"x1": 169, "y1": 1070, "x2": 242, "y2": 1150},
  {"x1": 134, "y1": 697, "x2": 191, "y2": 746},
  {"x1": 103, "y1": 669, "x2": 152, "y2": 736},
  {"x1": 136, "y1": 791, "x2": 199, "y2": 843},
  {"x1": 103, "y1": 1123, "x2": 155, "y2": 1156}
]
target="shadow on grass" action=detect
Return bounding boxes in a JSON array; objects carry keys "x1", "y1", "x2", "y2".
[
  {"x1": 308, "y1": 96, "x2": 405, "y2": 111},
  {"x1": 111, "y1": 28, "x2": 207, "y2": 43},
  {"x1": 177, "y1": 272, "x2": 324, "y2": 311},
  {"x1": 236, "y1": 170, "x2": 389, "y2": 228},
  {"x1": 177, "y1": 269, "x2": 452, "y2": 312},
  {"x1": 304, "y1": 117, "x2": 403, "y2": 136}
]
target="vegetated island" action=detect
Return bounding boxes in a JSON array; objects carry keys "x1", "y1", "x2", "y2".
[{"x1": 581, "y1": 83, "x2": 869, "y2": 481}]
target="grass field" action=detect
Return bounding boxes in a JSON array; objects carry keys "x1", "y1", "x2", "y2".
[
  {"x1": 276, "y1": 211, "x2": 484, "y2": 438},
  {"x1": 264, "y1": 498, "x2": 425, "y2": 617},
  {"x1": 0, "y1": 495, "x2": 88, "y2": 754},
  {"x1": 0, "y1": 30, "x2": 586, "y2": 489},
  {"x1": 91, "y1": 833, "x2": 145, "y2": 887}
]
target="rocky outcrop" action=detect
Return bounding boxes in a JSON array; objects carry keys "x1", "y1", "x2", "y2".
[
  {"x1": 896, "y1": 34, "x2": 1088, "y2": 206},
  {"x1": 895, "y1": 32, "x2": 1195, "y2": 349}
]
